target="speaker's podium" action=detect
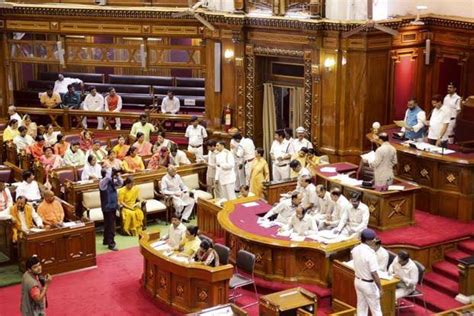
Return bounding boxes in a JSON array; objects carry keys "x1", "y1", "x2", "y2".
[{"x1": 259, "y1": 287, "x2": 317, "y2": 316}]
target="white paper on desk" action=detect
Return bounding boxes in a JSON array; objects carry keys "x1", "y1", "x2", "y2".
[
  {"x1": 388, "y1": 185, "x2": 405, "y2": 191},
  {"x1": 63, "y1": 222, "x2": 85, "y2": 228},
  {"x1": 242, "y1": 201, "x2": 259, "y2": 207},
  {"x1": 150, "y1": 240, "x2": 166, "y2": 248},
  {"x1": 76, "y1": 180, "x2": 94, "y2": 185},
  {"x1": 320, "y1": 167, "x2": 337, "y2": 173},
  {"x1": 378, "y1": 271, "x2": 394, "y2": 280},
  {"x1": 154, "y1": 244, "x2": 172, "y2": 252},
  {"x1": 290, "y1": 233, "x2": 305, "y2": 242},
  {"x1": 169, "y1": 254, "x2": 190, "y2": 264},
  {"x1": 276, "y1": 230, "x2": 292, "y2": 237},
  {"x1": 29, "y1": 228, "x2": 44, "y2": 233},
  {"x1": 343, "y1": 259, "x2": 355, "y2": 269},
  {"x1": 361, "y1": 151, "x2": 376, "y2": 164}
]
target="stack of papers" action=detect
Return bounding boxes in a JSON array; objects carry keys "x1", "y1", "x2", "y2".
[
  {"x1": 169, "y1": 254, "x2": 191, "y2": 264},
  {"x1": 276, "y1": 230, "x2": 291, "y2": 237},
  {"x1": 290, "y1": 233, "x2": 305, "y2": 242},
  {"x1": 329, "y1": 174, "x2": 363, "y2": 186},
  {"x1": 306, "y1": 231, "x2": 351, "y2": 244},
  {"x1": 388, "y1": 185, "x2": 405, "y2": 191},
  {"x1": 242, "y1": 202, "x2": 259, "y2": 207},
  {"x1": 257, "y1": 217, "x2": 282, "y2": 228},
  {"x1": 63, "y1": 222, "x2": 85, "y2": 228},
  {"x1": 360, "y1": 151, "x2": 376, "y2": 164},
  {"x1": 320, "y1": 167, "x2": 337, "y2": 173},
  {"x1": 29, "y1": 228, "x2": 45, "y2": 233}
]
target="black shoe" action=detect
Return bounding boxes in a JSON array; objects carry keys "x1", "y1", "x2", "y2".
[
  {"x1": 182, "y1": 219, "x2": 190, "y2": 223},
  {"x1": 108, "y1": 245, "x2": 119, "y2": 251},
  {"x1": 102, "y1": 241, "x2": 108, "y2": 245}
]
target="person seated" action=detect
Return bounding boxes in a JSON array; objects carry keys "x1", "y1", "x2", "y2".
[
  {"x1": 299, "y1": 176, "x2": 318, "y2": 215},
  {"x1": 374, "y1": 238, "x2": 389, "y2": 272},
  {"x1": 118, "y1": 177, "x2": 144, "y2": 236},
  {"x1": 22, "y1": 114, "x2": 37, "y2": 138},
  {"x1": 388, "y1": 251, "x2": 419, "y2": 300},
  {"x1": 37, "y1": 190, "x2": 64, "y2": 228},
  {"x1": 82, "y1": 86, "x2": 104, "y2": 130},
  {"x1": 16, "y1": 171, "x2": 42, "y2": 203},
  {"x1": 8, "y1": 105, "x2": 22, "y2": 126},
  {"x1": 112, "y1": 136, "x2": 130, "y2": 160},
  {"x1": 238, "y1": 185, "x2": 255, "y2": 198},
  {"x1": 43, "y1": 124, "x2": 59, "y2": 147},
  {"x1": 333, "y1": 193, "x2": 369, "y2": 237},
  {"x1": 61, "y1": 84, "x2": 82, "y2": 109},
  {"x1": 290, "y1": 147, "x2": 309, "y2": 178},
  {"x1": 79, "y1": 129, "x2": 94, "y2": 152},
  {"x1": 39, "y1": 147, "x2": 64, "y2": 178},
  {"x1": 29, "y1": 135, "x2": 46, "y2": 160},
  {"x1": 14, "y1": 126, "x2": 34, "y2": 153},
  {"x1": 104, "y1": 87, "x2": 122, "y2": 130},
  {"x1": 177, "y1": 225, "x2": 201, "y2": 258},
  {"x1": 53, "y1": 134, "x2": 70, "y2": 157},
  {"x1": 147, "y1": 147, "x2": 170, "y2": 170},
  {"x1": 169, "y1": 143, "x2": 191, "y2": 166},
  {"x1": 400, "y1": 98, "x2": 426, "y2": 141},
  {"x1": 281, "y1": 206, "x2": 318, "y2": 236},
  {"x1": 39, "y1": 86, "x2": 61, "y2": 109},
  {"x1": 263, "y1": 191, "x2": 301, "y2": 225},
  {"x1": 122, "y1": 146, "x2": 145, "y2": 173},
  {"x1": 194, "y1": 240, "x2": 220, "y2": 267},
  {"x1": 161, "y1": 90, "x2": 180, "y2": 114},
  {"x1": 81, "y1": 155, "x2": 102, "y2": 181},
  {"x1": 132, "y1": 132, "x2": 152, "y2": 157},
  {"x1": 130, "y1": 114, "x2": 156, "y2": 143},
  {"x1": 321, "y1": 188, "x2": 351, "y2": 230},
  {"x1": 3, "y1": 119, "x2": 20, "y2": 143},
  {"x1": 306, "y1": 148, "x2": 326, "y2": 176},
  {"x1": 102, "y1": 150, "x2": 122, "y2": 171},
  {"x1": 160, "y1": 213, "x2": 187, "y2": 250},
  {"x1": 0, "y1": 182, "x2": 13, "y2": 215},
  {"x1": 63, "y1": 142, "x2": 86, "y2": 167},
  {"x1": 86, "y1": 141, "x2": 107, "y2": 163},
  {"x1": 54, "y1": 73, "x2": 83, "y2": 95},
  {"x1": 152, "y1": 131, "x2": 173, "y2": 154},
  {"x1": 161, "y1": 166, "x2": 195, "y2": 223},
  {"x1": 313, "y1": 185, "x2": 333, "y2": 222},
  {"x1": 8, "y1": 196, "x2": 43, "y2": 242},
  {"x1": 291, "y1": 160, "x2": 312, "y2": 192}
]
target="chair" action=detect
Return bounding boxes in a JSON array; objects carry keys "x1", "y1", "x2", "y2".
[
  {"x1": 181, "y1": 173, "x2": 213, "y2": 202},
  {"x1": 229, "y1": 250, "x2": 258, "y2": 308},
  {"x1": 199, "y1": 234, "x2": 213, "y2": 247},
  {"x1": 82, "y1": 190, "x2": 104, "y2": 222},
  {"x1": 396, "y1": 260, "x2": 427, "y2": 314},
  {"x1": 136, "y1": 182, "x2": 168, "y2": 222},
  {"x1": 387, "y1": 250, "x2": 397, "y2": 270},
  {"x1": 214, "y1": 243, "x2": 230, "y2": 265}
]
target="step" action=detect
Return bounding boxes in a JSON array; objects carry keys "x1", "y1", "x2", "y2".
[
  {"x1": 415, "y1": 284, "x2": 463, "y2": 312},
  {"x1": 423, "y1": 272, "x2": 459, "y2": 297},
  {"x1": 445, "y1": 249, "x2": 471, "y2": 265},
  {"x1": 432, "y1": 261, "x2": 459, "y2": 282},
  {"x1": 458, "y1": 239, "x2": 474, "y2": 254}
]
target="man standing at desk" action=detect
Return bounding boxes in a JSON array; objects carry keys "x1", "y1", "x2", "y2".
[
  {"x1": 368, "y1": 133, "x2": 397, "y2": 191},
  {"x1": 185, "y1": 116, "x2": 208, "y2": 160},
  {"x1": 401, "y1": 98, "x2": 426, "y2": 141},
  {"x1": 215, "y1": 141, "x2": 236, "y2": 201},
  {"x1": 351, "y1": 228, "x2": 383, "y2": 316},
  {"x1": 443, "y1": 82, "x2": 462, "y2": 144},
  {"x1": 427, "y1": 95, "x2": 450, "y2": 148}
]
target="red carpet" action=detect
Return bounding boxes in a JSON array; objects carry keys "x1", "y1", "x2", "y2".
[{"x1": 376, "y1": 210, "x2": 474, "y2": 247}]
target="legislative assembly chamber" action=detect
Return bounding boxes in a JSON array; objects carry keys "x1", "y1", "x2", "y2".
[{"x1": 0, "y1": 0, "x2": 473, "y2": 315}]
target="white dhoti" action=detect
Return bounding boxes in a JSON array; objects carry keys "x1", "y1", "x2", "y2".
[
  {"x1": 272, "y1": 163, "x2": 290, "y2": 181},
  {"x1": 188, "y1": 145, "x2": 204, "y2": 160},
  {"x1": 244, "y1": 159, "x2": 253, "y2": 185},
  {"x1": 219, "y1": 182, "x2": 236, "y2": 201},
  {"x1": 172, "y1": 194, "x2": 195, "y2": 220},
  {"x1": 234, "y1": 164, "x2": 245, "y2": 191},
  {"x1": 447, "y1": 118, "x2": 456, "y2": 144},
  {"x1": 355, "y1": 278, "x2": 382, "y2": 316},
  {"x1": 395, "y1": 283, "x2": 415, "y2": 300}
]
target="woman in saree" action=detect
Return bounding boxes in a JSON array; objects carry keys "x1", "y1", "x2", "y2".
[
  {"x1": 112, "y1": 135, "x2": 129, "y2": 160},
  {"x1": 249, "y1": 147, "x2": 270, "y2": 198},
  {"x1": 118, "y1": 176, "x2": 144, "y2": 236},
  {"x1": 147, "y1": 146, "x2": 170, "y2": 170},
  {"x1": 132, "y1": 132, "x2": 152, "y2": 156},
  {"x1": 122, "y1": 146, "x2": 145, "y2": 173}
]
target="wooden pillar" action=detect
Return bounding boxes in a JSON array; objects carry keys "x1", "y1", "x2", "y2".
[
  {"x1": 1, "y1": 32, "x2": 13, "y2": 117},
  {"x1": 456, "y1": 256, "x2": 474, "y2": 304}
]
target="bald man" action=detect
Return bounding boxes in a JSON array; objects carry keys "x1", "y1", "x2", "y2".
[
  {"x1": 160, "y1": 166, "x2": 195, "y2": 223},
  {"x1": 37, "y1": 190, "x2": 65, "y2": 227}
]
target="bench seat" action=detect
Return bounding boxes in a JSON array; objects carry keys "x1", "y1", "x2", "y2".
[
  {"x1": 109, "y1": 74, "x2": 173, "y2": 86},
  {"x1": 40, "y1": 72, "x2": 104, "y2": 83},
  {"x1": 153, "y1": 86, "x2": 205, "y2": 96}
]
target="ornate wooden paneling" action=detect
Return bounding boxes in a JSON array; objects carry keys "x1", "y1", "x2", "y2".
[
  {"x1": 60, "y1": 22, "x2": 142, "y2": 34},
  {"x1": 6, "y1": 20, "x2": 51, "y2": 31}
]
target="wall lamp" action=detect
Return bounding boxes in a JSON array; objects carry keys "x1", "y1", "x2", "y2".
[
  {"x1": 224, "y1": 48, "x2": 235, "y2": 63},
  {"x1": 324, "y1": 57, "x2": 335, "y2": 71}
]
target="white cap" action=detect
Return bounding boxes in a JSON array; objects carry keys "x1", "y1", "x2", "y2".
[{"x1": 296, "y1": 126, "x2": 305, "y2": 133}]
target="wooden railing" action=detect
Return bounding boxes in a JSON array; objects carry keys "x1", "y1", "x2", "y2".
[{"x1": 245, "y1": 0, "x2": 325, "y2": 17}]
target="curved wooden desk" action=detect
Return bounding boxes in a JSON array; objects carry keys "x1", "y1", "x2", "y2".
[
  {"x1": 314, "y1": 163, "x2": 419, "y2": 230},
  {"x1": 217, "y1": 198, "x2": 358, "y2": 287},
  {"x1": 139, "y1": 232, "x2": 233, "y2": 314}
]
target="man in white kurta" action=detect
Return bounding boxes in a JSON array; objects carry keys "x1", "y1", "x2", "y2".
[
  {"x1": 284, "y1": 207, "x2": 318, "y2": 236},
  {"x1": 234, "y1": 134, "x2": 256, "y2": 185},
  {"x1": 322, "y1": 188, "x2": 351, "y2": 229},
  {"x1": 427, "y1": 96, "x2": 450, "y2": 148},
  {"x1": 215, "y1": 141, "x2": 236, "y2": 201},
  {"x1": 388, "y1": 251, "x2": 419, "y2": 299},
  {"x1": 161, "y1": 91, "x2": 180, "y2": 114},
  {"x1": 292, "y1": 126, "x2": 313, "y2": 152},
  {"x1": 270, "y1": 130, "x2": 294, "y2": 181},
  {"x1": 374, "y1": 239, "x2": 389, "y2": 272},
  {"x1": 185, "y1": 117, "x2": 208, "y2": 160},
  {"x1": 263, "y1": 192, "x2": 301, "y2": 225},
  {"x1": 161, "y1": 214, "x2": 187, "y2": 249},
  {"x1": 160, "y1": 166, "x2": 195, "y2": 222},
  {"x1": 204, "y1": 140, "x2": 218, "y2": 195},
  {"x1": 299, "y1": 176, "x2": 318, "y2": 213},
  {"x1": 82, "y1": 87, "x2": 104, "y2": 129},
  {"x1": 368, "y1": 133, "x2": 397, "y2": 191},
  {"x1": 16, "y1": 171, "x2": 42, "y2": 202},
  {"x1": 230, "y1": 134, "x2": 245, "y2": 191},
  {"x1": 14, "y1": 126, "x2": 34, "y2": 153},
  {"x1": 291, "y1": 160, "x2": 312, "y2": 193},
  {"x1": 169, "y1": 144, "x2": 191, "y2": 167},
  {"x1": 334, "y1": 193, "x2": 369, "y2": 237},
  {"x1": 443, "y1": 83, "x2": 462, "y2": 144},
  {"x1": 313, "y1": 185, "x2": 333, "y2": 222},
  {"x1": 53, "y1": 74, "x2": 83, "y2": 95}
]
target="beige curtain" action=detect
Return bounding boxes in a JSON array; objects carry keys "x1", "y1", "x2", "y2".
[
  {"x1": 263, "y1": 83, "x2": 276, "y2": 162},
  {"x1": 290, "y1": 87, "x2": 305, "y2": 130}
]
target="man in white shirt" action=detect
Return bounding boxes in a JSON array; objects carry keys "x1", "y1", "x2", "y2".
[
  {"x1": 401, "y1": 99, "x2": 426, "y2": 141},
  {"x1": 169, "y1": 144, "x2": 191, "y2": 167},
  {"x1": 130, "y1": 115, "x2": 156, "y2": 142},
  {"x1": 322, "y1": 188, "x2": 351, "y2": 229},
  {"x1": 161, "y1": 91, "x2": 180, "y2": 114},
  {"x1": 270, "y1": 129, "x2": 294, "y2": 181},
  {"x1": 427, "y1": 94, "x2": 450, "y2": 148},
  {"x1": 185, "y1": 116, "x2": 208, "y2": 160},
  {"x1": 292, "y1": 127, "x2": 313, "y2": 152},
  {"x1": 63, "y1": 142, "x2": 86, "y2": 167},
  {"x1": 215, "y1": 141, "x2": 236, "y2": 201},
  {"x1": 313, "y1": 185, "x2": 333, "y2": 223},
  {"x1": 104, "y1": 87, "x2": 122, "y2": 130},
  {"x1": 16, "y1": 170, "x2": 42, "y2": 202},
  {"x1": 351, "y1": 229, "x2": 383, "y2": 316},
  {"x1": 8, "y1": 106, "x2": 23, "y2": 126},
  {"x1": 334, "y1": 193, "x2": 369, "y2": 237},
  {"x1": 241, "y1": 136, "x2": 256, "y2": 185},
  {"x1": 53, "y1": 74, "x2": 83, "y2": 95},
  {"x1": 388, "y1": 251, "x2": 419, "y2": 299},
  {"x1": 443, "y1": 82, "x2": 462, "y2": 144},
  {"x1": 299, "y1": 176, "x2": 318, "y2": 213},
  {"x1": 283, "y1": 206, "x2": 318, "y2": 236},
  {"x1": 230, "y1": 134, "x2": 245, "y2": 191},
  {"x1": 82, "y1": 86, "x2": 104, "y2": 129},
  {"x1": 368, "y1": 133, "x2": 397, "y2": 191},
  {"x1": 160, "y1": 166, "x2": 195, "y2": 222},
  {"x1": 204, "y1": 140, "x2": 218, "y2": 195},
  {"x1": 290, "y1": 160, "x2": 312, "y2": 192},
  {"x1": 374, "y1": 239, "x2": 389, "y2": 272},
  {"x1": 14, "y1": 126, "x2": 34, "y2": 153},
  {"x1": 160, "y1": 213, "x2": 187, "y2": 249},
  {"x1": 263, "y1": 191, "x2": 301, "y2": 224}
]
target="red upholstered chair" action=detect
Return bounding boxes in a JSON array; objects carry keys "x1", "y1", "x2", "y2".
[
  {"x1": 0, "y1": 168, "x2": 12, "y2": 183},
  {"x1": 75, "y1": 166, "x2": 84, "y2": 181},
  {"x1": 50, "y1": 167, "x2": 76, "y2": 197},
  {"x1": 454, "y1": 96, "x2": 474, "y2": 152}
]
